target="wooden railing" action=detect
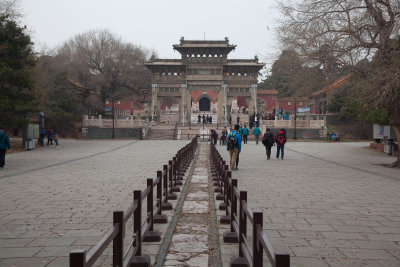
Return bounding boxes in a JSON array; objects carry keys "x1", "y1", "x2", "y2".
[
  {"x1": 210, "y1": 144, "x2": 290, "y2": 267},
  {"x1": 70, "y1": 137, "x2": 198, "y2": 267}
]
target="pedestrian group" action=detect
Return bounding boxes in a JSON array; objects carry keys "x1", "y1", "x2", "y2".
[{"x1": 222, "y1": 125, "x2": 287, "y2": 171}]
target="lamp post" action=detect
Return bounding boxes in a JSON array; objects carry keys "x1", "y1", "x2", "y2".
[
  {"x1": 151, "y1": 84, "x2": 157, "y2": 122},
  {"x1": 294, "y1": 97, "x2": 297, "y2": 140},
  {"x1": 181, "y1": 84, "x2": 187, "y2": 126},
  {"x1": 112, "y1": 97, "x2": 115, "y2": 138},
  {"x1": 252, "y1": 84, "x2": 257, "y2": 115},
  {"x1": 222, "y1": 84, "x2": 228, "y2": 124}
]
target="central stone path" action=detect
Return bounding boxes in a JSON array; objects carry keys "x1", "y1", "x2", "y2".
[{"x1": 163, "y1": 143, "x2": 219, "y2": 266}]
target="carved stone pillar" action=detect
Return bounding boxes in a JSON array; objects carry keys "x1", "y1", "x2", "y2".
[
  {"x1": 151, "y1": 84, "x2": 158, "y2": 121},
  {"x1": 217, "y1": 85, "x2": 227, "y2": 123},
  {"x1": 185, "y1": 86, "x2": 191, "y2": 123}
]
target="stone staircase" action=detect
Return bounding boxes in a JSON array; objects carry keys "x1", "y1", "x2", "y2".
[{"x1": 146, "y1": 127, "x2": 176, "y2": 140}]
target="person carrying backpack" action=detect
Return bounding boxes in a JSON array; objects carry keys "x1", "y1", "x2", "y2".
[
  {"x1": 226, "y1": 124, "x2": 242, "y2": 171},
  {"x1": 275, "y1": 128, "x2": 287, "y2": 160},
  {"x1": 253, "y1": 125, "x2": 261, "y2": 144},
  {"x1": 211, "y1": 129, "x2": 218, "y2": 145},
  {"x1": 220, "y1": 127, "x2": 228, "y2": 145},
  {"x1": 262, "y1": 128, "x2": 274, "y2": 159},
  {"x1": 0, "y1": 126, "x2": 11, "y2": 169},
  {"x1": 242, "y1": 125, "x2": 249, "y2": 144},
  {"x1": 47, "y1": 128, "x2": 54, "y2": 146}
]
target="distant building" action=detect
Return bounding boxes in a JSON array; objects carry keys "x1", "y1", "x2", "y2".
[
  {"x1": 311, "y1": 74, "x2": 352, "y2": 114},
  {"x1": 145, "y1": 38, "x2": 265, "y2": 122}
]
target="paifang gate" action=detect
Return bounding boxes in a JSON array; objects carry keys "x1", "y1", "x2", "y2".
[{"x1": 145, "y1": 37, "x2": 265, "y2": 123}]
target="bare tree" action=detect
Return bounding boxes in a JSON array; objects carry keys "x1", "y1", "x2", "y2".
[
  {"x1": 278, "y1": 0, "x2": 400, "y2": 165},
  {"x1": 56, "y1": 29, "x2": 151, "y2": 108},
  {"x1": 0, "y1": 0, "x2": 22, "y2": 20}
]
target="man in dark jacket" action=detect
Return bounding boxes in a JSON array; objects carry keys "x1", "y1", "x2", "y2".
[
  {"x1": 0, "y1": 126, "x2": 11, "y2": 169},
  {"x1": 262, "y1": 128, "x2": 274, "y2": 159},
  {"x1": 275, "y1": 128, "x2": 287, "y2": 160}
]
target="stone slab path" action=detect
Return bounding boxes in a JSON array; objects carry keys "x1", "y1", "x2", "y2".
[{"x1": 162, "y1": 143, "x2": 221, "y2": 267}]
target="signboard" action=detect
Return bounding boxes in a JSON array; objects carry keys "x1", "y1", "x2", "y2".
[
  {"x1": 105, "y1": 107, "x2": 112, "y2": 114},
  {"x1": 373, "y1": 124, "x2": 395, "y2": 140},
  {"x1": 27, "y1": 124, "x2": 39, "y2": 139},
  {"x1": 297, "y1": 107, "x2": 311, "y2": 114}
]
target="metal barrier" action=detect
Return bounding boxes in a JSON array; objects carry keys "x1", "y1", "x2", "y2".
[
  {"x1": 70, "y1": 137, "x2": 198, "y2": 267},
  {"x1": 210, "y1": 143, "x2": 290, "y2": 267}
]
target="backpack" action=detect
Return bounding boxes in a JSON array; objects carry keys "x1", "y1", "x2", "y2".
[
  {"x1": 262, "y1": 134, "x2": 268, "y2": 145},
  {"x1": 227, "y1": 132, "x2": 237, "y2": 150},
  {"x1": 262, "y1": 133, "x2": 274, "y2": 146},
  {"x1": 277, "y1": 134, "x2": 285, "y2": 145}
]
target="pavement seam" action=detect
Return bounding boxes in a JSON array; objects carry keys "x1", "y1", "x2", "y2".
[
  {"x1": 153, "y1": 147, "x2": 198, "y2": 267},
  {"x1": 286, "y1": 146, "x2": 399, "y2": 180},
  {"x1": 0, "y1": 140, "x2": 140, "y2": 180},
  {"x1": 207, "y1": 144, "x2": 223, "y2": 267}
]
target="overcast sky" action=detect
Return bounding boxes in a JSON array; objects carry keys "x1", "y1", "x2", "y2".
[{"x1": 20, "y1": 0, "x2": 282, "y2": 72}]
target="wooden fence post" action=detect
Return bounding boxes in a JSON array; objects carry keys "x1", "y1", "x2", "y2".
[
  {"x1": 70, "y1": 249, "x2": 85, "y2": 267},
  {"x1": 253, "y1": 212, "x2": 263, "y2": 267},
  {"x1": 275, "y1": 252, "x2": 290, "y2": 267},
  {"x1": 133, "y1": 190, "x2": 142, "y2": 256},
  {"x1": 155, "y1": 171, "x2": 168, "y2": 223},
  {"x1": 113, "y1": 211, "x2": 124, "y2": 267},
  {"x1": 239, "y1": 191, "x2": 247, "y2": 258}
]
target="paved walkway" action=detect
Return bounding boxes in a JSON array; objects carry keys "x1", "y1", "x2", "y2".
[
  {"x1": 1, "y1": 140, "x2": 399, "y2": 266},
  {"x1": 163, "y1": 143, "x2": 213, "y2": 266},
  {"x1": 0, "y1": 139, "x2": 189, "y2": 266},
  {"x1": 216, "y1": 141, "x2": 400, "y2": 267}
]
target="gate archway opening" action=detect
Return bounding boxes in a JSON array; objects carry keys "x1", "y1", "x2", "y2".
[{"x1": 199, "y1": 97, "x2": 211, "y2": 111}]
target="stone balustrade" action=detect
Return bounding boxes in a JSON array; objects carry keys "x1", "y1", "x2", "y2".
[
  {"x1": 262, "y1": 115, "x2": 326, "y2": 129},
  {"x1": 83, "y1": 115, "x2": 146, "y2": 128}
]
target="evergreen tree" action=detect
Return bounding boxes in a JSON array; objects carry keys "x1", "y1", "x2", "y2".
[{"x1": 0, "y1": 15, "x2": 38, "y2": 132}]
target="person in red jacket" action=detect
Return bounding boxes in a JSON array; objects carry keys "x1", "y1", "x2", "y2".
[{"x1": 275, "y1": 128, "x2": 287, "y2": 160}]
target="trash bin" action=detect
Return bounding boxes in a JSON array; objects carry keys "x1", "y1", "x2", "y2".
[
  {"x1": 26, "y1": 139, "x2": 35, "y2": 150},
  {"x1": 383, "y1": 136, "x2": 393, "y2": 155}
]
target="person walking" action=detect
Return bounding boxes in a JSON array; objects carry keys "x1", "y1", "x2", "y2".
[
  {"x1": 220, "y1": 127, "x2": 228, "y2": 145},
  {"x1": 242, "y1": 125, "x2": 249, "y2": 144},
  {"x1": 236, "y1": 115, "x2": 240, "y2": 125},
  {"x1": 226, "y1": 124, "x2": 241, "y2": 171},
  {"x1": 253, "y1": 125, "x2": 261, "y2": 144},
  {"x1": 198, "y1": 114, "x2": 201, "y2": 124},
  {"x1": 275, "y1": 128, "x2": 287, "y2": 160},
  {"x1": 262, "y1": 128, "x2": 274, "y2": 159},
  {"x1": 0, "y1": 126, "x2": 11, "y2": 169},
  {"x1": 202, "y1": 114, "x2": 206, "y2": 127},
  {"x1": 47, "y1": 128, "x2": 54, "y2": 146},
  {"x1": 39, "y1": 128, "x2": 45, "y2": 147},
  {"x1": 54, "y1": 130, "x2": 60, "y2": 147},
  {"x1": 211, "y1": 129, "x2": 218, "y2": 145}
]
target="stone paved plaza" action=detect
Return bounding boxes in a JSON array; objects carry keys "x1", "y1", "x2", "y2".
[
  {"x1": 0, "y1": 140, "x2": 190, "y2": 266},
  {"x1": 0, "y1": 139, "x2": 399, "y2": 266},
  {"x1": 216, "y1": 141, "x2": 400, "y2": 266}
]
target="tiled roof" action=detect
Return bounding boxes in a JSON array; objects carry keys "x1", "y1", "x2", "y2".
[
  {"x1": 67, "y1": 77, "x2": 85, "y2": 89},
  {"x1": 258, "y1": 89, "x2": 278, "y2": 95},
  {"x1": 312, "y1": 74, "x2": 352, "y2": 97}
]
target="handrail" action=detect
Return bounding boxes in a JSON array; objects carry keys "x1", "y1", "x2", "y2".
[
  {"x1": 70, "y1": 136, "x2": 199, "y2": 267},
  {"x1": 123, "y1": 200, "x2": 138, "y2": 224},
  {"x1": 85, "y1": 224, "x2": 120, "y2": 266},
  {"x1": 209, "y1": 142, "x2": 290, "y2": 267},
  {"x1": 257, "y1": 224, "x2": 275, "y2": 264},
  {"x1": 243, "y1": 202, "x2": 254, "y2": 225}
]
